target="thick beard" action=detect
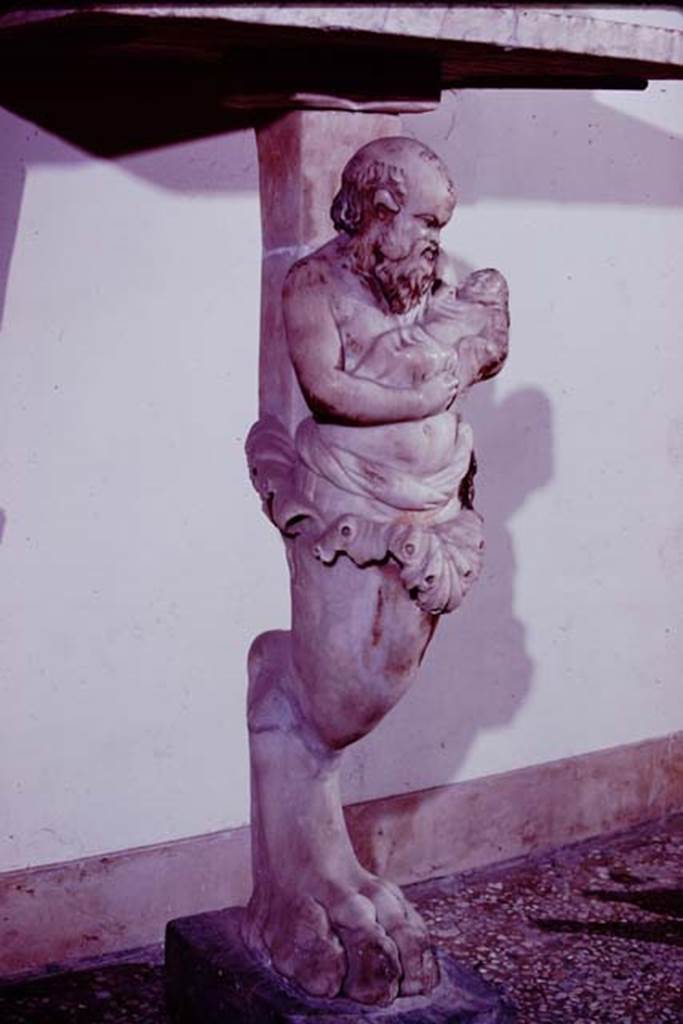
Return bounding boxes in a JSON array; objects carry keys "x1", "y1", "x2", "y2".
[{"x1": 372, "y1": 247, "x2": 437, "y2": 315}]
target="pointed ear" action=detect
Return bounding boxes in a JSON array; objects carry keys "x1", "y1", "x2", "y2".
[{"x1": 372, "y1": 188, "x2": 400, "y2": 215}]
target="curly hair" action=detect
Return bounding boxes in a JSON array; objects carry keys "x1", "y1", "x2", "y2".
[
  {"x1": 330, "y1": 136, "x2": 453, "y2": 236},
  {"x1": 331, "y1": 149, "x2": 407, "y2": 235}
]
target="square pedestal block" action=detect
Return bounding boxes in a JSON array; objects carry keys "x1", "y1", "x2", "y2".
[{"x1": 165, "y1": 906, "x2": 515, "y2": 1023}]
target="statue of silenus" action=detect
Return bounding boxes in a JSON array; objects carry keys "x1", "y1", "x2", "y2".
[{"x1": 244, "y1": 136, "x2": 509, "y2": 1008}]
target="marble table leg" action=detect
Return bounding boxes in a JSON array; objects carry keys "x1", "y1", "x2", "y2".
[{"x1": 166, "y1": 109, "x2": 514, "y2": 1020}]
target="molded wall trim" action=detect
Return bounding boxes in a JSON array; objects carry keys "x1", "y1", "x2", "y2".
[{"x1": 2, "y1": 732, "x2": 681, "y2": 978}]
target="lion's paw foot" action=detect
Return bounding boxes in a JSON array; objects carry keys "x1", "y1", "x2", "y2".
[{"x1": 246, "y1": 873, "x2": 438, "y2": 1006}]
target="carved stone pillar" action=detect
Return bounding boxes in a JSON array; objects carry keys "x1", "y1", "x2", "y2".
[{"x1": 166, "y1": 111, "x2": 514, "y2": 1023}]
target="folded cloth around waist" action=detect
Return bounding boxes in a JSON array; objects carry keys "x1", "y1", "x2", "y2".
[
  {"x1": 294, "y1": 416, "x2": 473, "y2": 514},
  {"x1": 246, "y1": 413, "x2": 484, "y2": 614}
]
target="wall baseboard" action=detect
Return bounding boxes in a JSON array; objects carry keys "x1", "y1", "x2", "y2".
[{"x1": 2, "y1": 732, "x2": 681, "y2": 978}]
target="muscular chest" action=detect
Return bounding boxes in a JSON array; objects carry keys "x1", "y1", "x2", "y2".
[{"x1": 331, "y1": 290, "x2": 421, "y2": 373}]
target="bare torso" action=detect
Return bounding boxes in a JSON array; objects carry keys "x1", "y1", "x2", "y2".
[{"x1": 306, "y1": 238, "x2": 459, "y2": 474}]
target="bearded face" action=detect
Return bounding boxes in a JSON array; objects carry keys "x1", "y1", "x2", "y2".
[
  {"x1": 343, "y1": 151, "x2": 455, "y2": 315},
  {"x1": 371, "y1": 239, "x2": 438, "y2": 315},
  {"x1": 352, "y1": 203, "x2": 441, "y2": 316}
]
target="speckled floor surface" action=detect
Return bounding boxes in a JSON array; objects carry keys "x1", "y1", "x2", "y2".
[
  {"x1": 414, "y1": 815, "x2": 683, "y2": 1023},
  {"x1": 1, "y1": 815, "x2": 681, "y2": 1023}
]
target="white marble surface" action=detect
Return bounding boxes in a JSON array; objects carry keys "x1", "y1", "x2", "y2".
[{"x1": 244, "y1": 133, "x2": 508, "y2": 1005}]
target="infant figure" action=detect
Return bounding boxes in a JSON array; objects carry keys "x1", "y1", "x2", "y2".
[{"x1": 352, "y1": 262, "x2": 509, "y2": 393}]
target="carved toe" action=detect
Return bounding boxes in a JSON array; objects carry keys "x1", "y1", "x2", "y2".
[
  {"x1": 338, "y1": 924, "x2": 401, "y2": 1006},
  {"x1": 267, "y1": 897, "x2": 346, "y2": 999},
  {"x1": 363, "y1": 877, "x2": 439, "y2": 997}
]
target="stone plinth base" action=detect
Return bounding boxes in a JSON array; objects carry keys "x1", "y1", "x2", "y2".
[{"x1": 165, "y1": 907, "x2": 515, "y2": 1023}]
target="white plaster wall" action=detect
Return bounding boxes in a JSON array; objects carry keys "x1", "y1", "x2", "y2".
[
  {"x1": 0, "y1": 125, "x2": 277, "y2": 870},
  {"x1": 1, "y1": 18, "x2": 682, "y2": 871},
  {"x1": 351, "y1": 79, "x2": 683, "y2": 800}
]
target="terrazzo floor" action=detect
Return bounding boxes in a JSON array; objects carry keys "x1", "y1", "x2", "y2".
[{"x1": 1, "y1": 815, "x2": 681, "y2": 1023}]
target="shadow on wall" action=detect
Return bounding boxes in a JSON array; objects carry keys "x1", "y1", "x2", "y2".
[
  {"x1": 425, "y1": 380, "x2": 553, "y2": 775},
  {"x1": 341, "y1": 249, "x2": 554, "y2": 798},
  {"x1": 0, "y1": 106, "x2": 260, "y2": 331},
  {"x1": 2, "y1": 85, "x2": 682, "y2": 330},
  {"x1": 405, "y1": 87, "x2": 683, "y2": 207},
  {"x1": 342, "y1": 373, "x2": 553, "y2": 800},
  {"x1": 0, "y1": 84, "x2": 676, "y2": 806}
]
